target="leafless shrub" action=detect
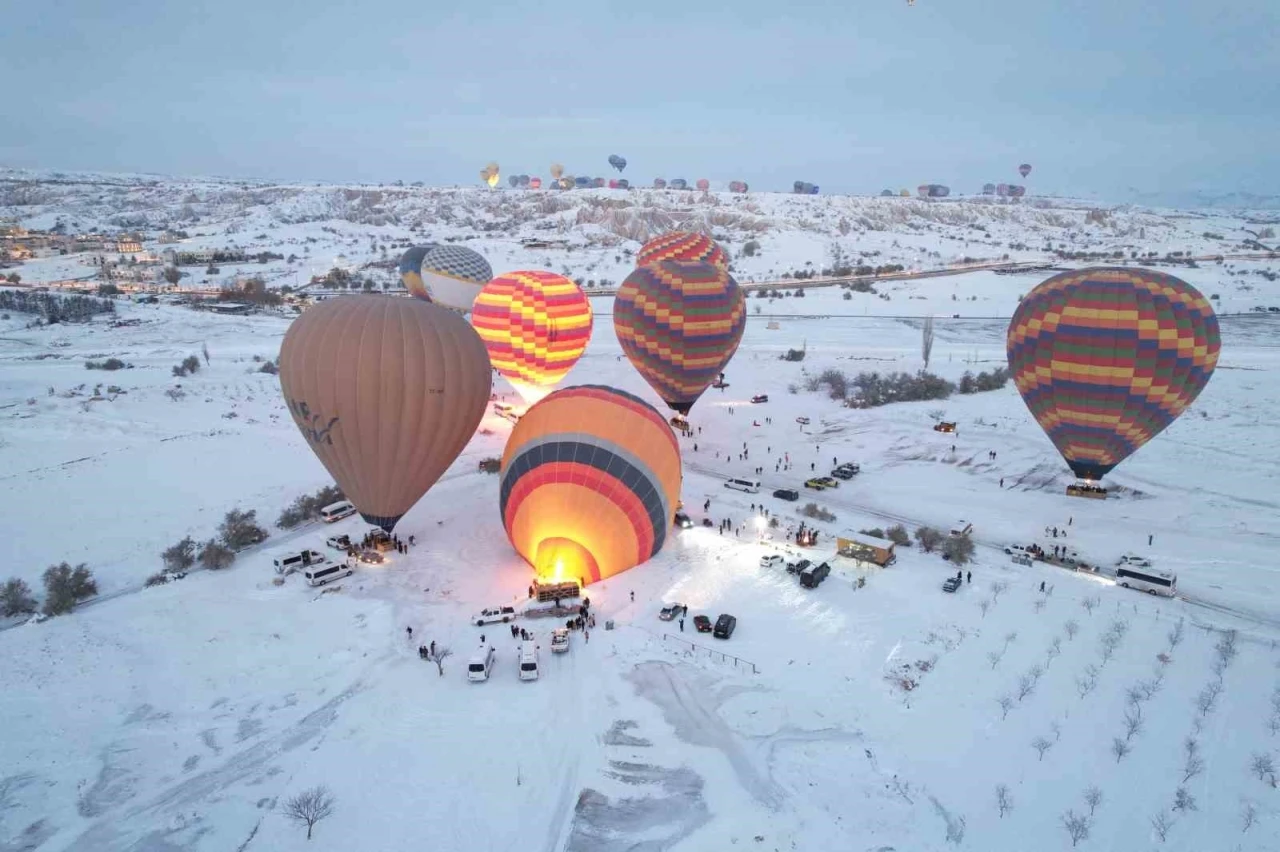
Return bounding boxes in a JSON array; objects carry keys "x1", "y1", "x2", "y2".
[
  {"x1": 991, "y1": 581, "x2": 1008, "y2": 601},
  {"x1": 1111, "y1": 737, "x2": 1131, "y2": 763},
  {"x1": 1241, "y1": 800, "x2": 1257, "y2": 833},
  {"x1": 1166, "y1": 617, "x2": 1185, "y2": 649},
  {"x1": 1123, "y1": 706, "x2": 1144, "y2": 742},
  {"x1": 1032, "y1": 736, "x2": 1053, "y2": 761},
  {"x1": 1062, "y1": 809, "x2": 1090, "y2": 847},
  {"x1": 997, "y1": 695, "x2": 1013, "y2": 719},
  {"x1": 1182, "y1": 737, "x2": 1204, "y2": 782},
  {"x1": 1250, "y1": 752, "x2": 1277, "y2": 787},
  {"x1": 979, "y1": 599, "x2": 991, "y2": 618},
  {"x1": 1064, "y1": 619, "x2": 1080, "y2": 640},
  {"x1": 1083, "y1": 785, "x2": 1102, "y2": 817},
  {"x1": 1051, "y1": 720, "x2": 1062, "y2": 742},
  {"x1": 1033, "y1": 599, "x2": 1046, "y2": 614},
  {"x1": 1003, "y1": 631, "x2": 1018, "y2": 649},
  {"x1": 282, "y1": 785, "x2": 336, "y2": 840},
  {"x1": 1081, "y1": 596, "x2": 1100, "y2": 616},
  {"x1": 1046, "y1": 637, "x2": 1062, "y2": 667},
  {"x1": 1016, "y1": 670, "x2": 1038, "y2": 701},
  {"x1": 1198, "y1": 681, "x2": 1222, "y2": 717},
  {"x1": 1150, "y1": 810, "x2": 1173, "y2": 843},
  {"x1": 995, "y1": 783, "x2": 1012, "y2": 817},
  {"x1": 1076, "y1": 664, "x2": 1099, "y2": 699},
  {"x1": 987, "y1": 650, "x2": 1003, "y2": 670},
  {"x1": 1171, "y1": 786, "x2": 1197, "y2": 813}
]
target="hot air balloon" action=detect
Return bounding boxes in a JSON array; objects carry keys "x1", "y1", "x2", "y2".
[
  {"x1": 530, "y1": 176, "x2": 542, "y2": 189},
  {"x1": 670, "y1": 178, "x2": 688, "y2": 190},
  {"x1": 608, "y1": 154, "x2": 627, "y2": 172},
  {"x1": 729, "y1": 181, "x2": 748, "y2": 193},
  {"x1": 617, "y1": 179, "x2": 630, "y2": 189},
  {"x1": 519, "y1": 174, "x2": 531, "y2": 187},
  {"x1": 470, "y1": 270, "x2": 593, "y2": 405},
  {"x1": 1019, "y1": 163, "x2": 1032, "y2": 178},
  {"x1": 917, "y1": 185, "x2": 931, "y2": 198},
  {"x1": 696, "y1": 178, "x2": 710, "y2": 192},
  {"x1": 574, "y1": 176, "x2": 591, "y2": 189},
  {"x1": 614, "y1": 260, "x2": 746, "y2": 415},
  {"x1": 982, "y1": 183, "x2": 996, "y2": 195},
  {"x1": 637, "y1": 232, "x2": 728, "y2": 270},
  {"x1": 996, "y1": 183, "x2": 1010, "y2": 197},
  {"x1": 899, "y1": 189, "x2": 910, "y2": 197},
  {"x1": 508, "y1": 174, "x2": 519, "y2": 188},
  {"x1": 499, "y1": 385, "x2": 682, "y2": 586},
  {"x1": 1007, "y1": 268, "x2": 1220, "y2": 485},
  {"x1": 398, "y1": 245, "x2": 439, "y2": 293},
  {"x1": 279, "y1": 296, "x2": 491, "y2": 532},
  {"x1": 593, "y1": 177, "x2": 606, "y2": 188},
  {"x1": 880, "y1": 189, "x2": 895, "y2": 197},
  {"x1": 558, "y1": 177, "x2": 574, "y2": 190},
  {"x1": 1008, "y1": 185, "x2": 1026, "y2": 198},
  {"x1": 405, "y1": 244, "x2": 493, "y2": 312},
  {"x1": 550, "y1": 163, "x2": 564, "y2": 179},
  {"x1": 653, "y1": 178, "x2": 667, "y2": 189}
]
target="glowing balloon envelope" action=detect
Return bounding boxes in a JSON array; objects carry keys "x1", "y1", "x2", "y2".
[
  {"x1": 470, "y1": 270, "x2": 593, "y2": 405},
  {"x1": 1007, "y1": 267, "x2": 1220, "y2": 482},
  {"x1": 614, "y1": 260, "x2": 746, "y2": 415},
  {"x1": 404, "y1": 244, "x2": 493, "y2": 312},
  {"x1": 636, "y1": 231, "x2": 728, "y2": 270},
  {"x1": 500, "y1": 385, "x2": 682, "y2": 586},
  {"x1": 278, "y1": 296, "x2": 491, "y2": 531}
]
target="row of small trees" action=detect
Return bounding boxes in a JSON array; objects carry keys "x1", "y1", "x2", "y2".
[
  {"x1": 277, "y1": 485, "x2": 346, "y2": 529},
  {"x1": 1, "y1": 563, "x2": 98, "y2": 618},
  {"x1": 0, "y1": 290, "x2": 115, "y2": 324},
  {"x1": 804, "y1": 368, "x2": 1008, "y2": 408},
  {"x1": 152, "y1": 509, "x2": 269, "y2": 586}
]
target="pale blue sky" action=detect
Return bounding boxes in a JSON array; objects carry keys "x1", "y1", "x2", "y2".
[{"x1": 3, "y1": 0, "x2": 1277, "y2": 198}]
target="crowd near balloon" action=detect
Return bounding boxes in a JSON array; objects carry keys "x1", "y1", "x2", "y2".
[{"x1": 278, "y1": 166, "x2": 1217, "y2": 588}]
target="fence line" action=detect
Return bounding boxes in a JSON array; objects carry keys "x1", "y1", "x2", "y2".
[{"x1": 657, "y1": 631, "x2": 759, "y2": 674}]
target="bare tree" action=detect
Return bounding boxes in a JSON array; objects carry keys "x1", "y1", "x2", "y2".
[
  {"x1": 1003, "y1": 631, "x2": 1018, "y2": 649},
  {"x1": 1082, "y1": 596, "x2": 1100, "y2": 616},
  {"x1": 1064, "y1": 619, "x2": 1080, "y2": 640},
  {"x1": 427, "y1": 645, "x2": 452, "y2": 677},
  {"x1": 282, "y1": 785, "x2": 336, "y2": 840},
  {"x1": 1198, "y1": 681, "x2": 1222, "y2": 717},
  {"x1": 1123, "y1": 707, "x2": 1144, "y2": 742},
  {"x1": 1171, "y1": 787, "x2": 1197, "y2": 813},
  {"x1": 1083, "y1": 785, "x2": 1102, "y2": 817},
  {"x1": 995, "y1": 783, "x2": 1012, "y2": 817},
  {"x1": 1033, "y1": 599, "x2": 1046, "y2": 614},
  {"x1": 1046, "y1": 636, "x2": 1063, "y2": 667},
  {"x1": 1241, "y1": 800, "x2": 1257, "y2": 833},
  {"x1": 1051, "y1": 720, "x2": 1062, "y2": 742},
  {"x1": 1017, "y1": 671, "x2": 1037, "y2": 701},
  {"x1": 997, "y1": 695, "x2": 1014, "y2": 719},
  {"x1": 1032, "y1": 736, "x2": 1053, "y2": 761},
  {"x1": 1150, "y1": 810, "x2": 1173, "y2": 843},
  {"x1": 991, "y1": 581, "x2": 1008, "y2": 601},
  {"x1": 1250, "y1": 752, "x2": 1277, "y2": 786},
  {"x1": 1076, "y1": 665, "x2": 1099, "y2": 700},
  {"x1": 1062, "y1": 810, "x2": 1090, "y2": 847},
  {"x1": 1166, "y1": 617, "x2": 1184, "y2": 649},
  {"x1": 979, "y1": 599, "x2": 991, "y2": 618},
  {"x1": 987, "y1": 650, "x2": 1003, "y2": 670},
  {"x1": 1111, "y1": 737, "x2": 1131, "y2": 763},
  {"x1": 921, "y1": 315, "x2": 935, "y2": 370},
  {"x1": 1182, "y1": 737, "x2": 1204, "y2": 783}
]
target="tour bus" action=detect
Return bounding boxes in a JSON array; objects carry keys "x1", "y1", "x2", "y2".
[
  {"x1": 1115, "y1": 566, "x2": 1177, "y2": 597},
  {"x1": 724, "y1": 477, "x2": 760, "y2": 494},
  {"x1": 304, "y1": 563, "x2": 354, "y2": 587},
  {"x1": 319, "y1": 500, "x2": 356, "y2": 522}
]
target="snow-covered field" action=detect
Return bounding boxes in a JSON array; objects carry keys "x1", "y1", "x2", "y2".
[{"x1": 3, "y1": 172, "x2": 1280, "y2": 851}]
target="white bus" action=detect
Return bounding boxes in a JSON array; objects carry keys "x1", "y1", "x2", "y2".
[
  {"x1": 724, "y1": 478, "x2": 760, "y2": 494},
  {"x1": 319, "y1": 500, "x2": 356, "y2": 522},
  {"x1": 1115, "y1": 566, "x2": 1177, "y2": 597},
  {"x1": 304, "y1": 563, "x2": 353, "y2": 587}
]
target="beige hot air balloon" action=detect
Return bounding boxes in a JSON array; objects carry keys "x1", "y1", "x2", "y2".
[
  {"x1": 550, "y1": 163, "x2": 564, "y2": 179},
  {"x1": 278, "y1": 296, "x2": 492, "y2": 532}
]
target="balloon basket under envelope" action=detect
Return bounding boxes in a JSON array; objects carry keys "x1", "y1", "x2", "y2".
[{"x1": 1066, "y1": 481, "x2": 1109, "y2": 500}]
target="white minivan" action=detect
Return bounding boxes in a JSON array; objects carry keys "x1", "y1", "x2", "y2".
[
  {"x1": 468, "y1": 645, "x2": 496, "y2": 682},
  {"x1": 724, "y1": 478, "x2": 761, "y2": 494},
  {"x1": 304, "y1": 563, "x2": 353, "y2": 587},
  {"x1": 320, "y1": 500, "x2": 356, "y2": 522},
  {"x1": 518, "y1": 641, "x2": 539, "y2": 681}
]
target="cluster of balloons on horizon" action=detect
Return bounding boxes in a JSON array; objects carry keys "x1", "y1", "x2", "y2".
[{"x1": 276, "y1": 219, "x2": 1218, "y2": 586}]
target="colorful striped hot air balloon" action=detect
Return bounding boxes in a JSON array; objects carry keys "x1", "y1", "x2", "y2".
[
  {"x1": 636, "y1": 232, "x2": 728, "y2": 270},
  {"x1": 404, "y1": 244, "x2": 493, "y2": 312},
  {"x1": 1007, "y1": 268, "x2": 1220, "y2": 483},
  {"x1": 614, "y1": 260, "x2": 746, "y2": 415},
  {"x1": 470, "y1": 271, "x2": 593, "y2": 405},
  {"x1": 499, "y1": 385, "x2": 682, "y2": 586}
]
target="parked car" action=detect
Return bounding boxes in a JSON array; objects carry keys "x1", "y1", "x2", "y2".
[
  {"x1": 934, "y1": 421, "x2": 956, "y2": 433},
  {"x1": 795, "y1": 416, "x2": 810, "y2": 425},
  {"x1": 550, "y1": 627, "x2": 570, "y2": 653},
  {"x1": 1118, "y1": 554, "x2": 1153, "y2": 568},
  {"x1": 760, "y1": 554, "x2": 784, "y2": 569},
  {"x1": 804, "y1": 478, "x2": 828, "y2": 490},
  {"x1": 693, "y1": 615, "x2": 713, "y2": 633},
  {"x1": 473, "y1": 605, "x2": 518, "y2": 626},
  {"x1": 701, "y1": 518, "x2": 714, "y2": 528},
  {"x1": 814, "y1": 476, "x2": 839, "y2": 489},
  {"x1": 1004, "y1": 544, "x2": 1031, "y2": 558},
  {"x1": 325, "y1": 534, "x2": 351, "y2": 550},
  {"x1": 659, "y1": 603, "x2": 686, "y2": 621},
  {"x1": 751, "y1": 394, "x2": 769, "y2": 403},
  {"x1": 831, "y1": 467, "x2": 855, "y2": 480},
  {"x1": 772, "y1": 488, "x2": 799, "y2": 501},
  {"x1": 713, "y1": 614, "x2": 738, "y2": 639},
  {"x1": 942, "y1": 576, "x2": 962, "y2": 593},
  {"x1": 673, "y1": 511, "x2": 693, "y2": 529},
  {"x1": 787, "y1": 559, "x2": 811, "y2": 575},
  {"x1": 799, "y1": 561, "x2": 830, "y2": 588},
  {"x1": 357, "y1": 550, "x2": 384, "y2": 564}
]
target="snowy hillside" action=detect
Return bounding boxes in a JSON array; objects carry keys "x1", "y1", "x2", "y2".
[{"x1": 2, "y1": 170, "x2": 1280, "y2": 852}]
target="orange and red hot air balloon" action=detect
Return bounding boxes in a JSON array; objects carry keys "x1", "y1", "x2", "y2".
[
  {"x1": 278, "y1": 296, "x2": 492, "y2": 532},
  {"x1": 499, "y1": 385, "x2": 682, "y2": 586},
  {"x1": 636, "y1": 231, "x2": 728, "y2": 270},
  {"x1": 470, "y1": 270, "x2": 593, "y2": 405},
  {"x1": 1007, "y1": 267, "x2": 1220, "y2": 484},
  {"x1": 614, "y1": 260, "x2": 746, "y2": 416}
]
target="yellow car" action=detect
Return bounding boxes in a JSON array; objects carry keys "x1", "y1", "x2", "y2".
[{"x1": 804, "y1": 478, "x2": 828, "y2": 490}]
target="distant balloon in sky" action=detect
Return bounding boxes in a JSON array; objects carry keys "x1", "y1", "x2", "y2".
[
  {"x1": 696, "y1": 178, "x2": 710, "y2": 192},
  {"x1": 470, "y1": 270, "x2": 593, "y2": 405},
  {"x1": 1007, "y1": 267, "x2": 1220, "y2": 482},
  {"x1": 278, "y1": 296, "x2": 491, "y2": 532},
  {"x1": 1019, "y1": 163, "x2": 1032, "y2": 178},
  {"x1": 608, "y1": 154, "x2": 627, "y2": 172},
  {"x1": 499, "y1": 385, "x2": 682, "y2": 586}
]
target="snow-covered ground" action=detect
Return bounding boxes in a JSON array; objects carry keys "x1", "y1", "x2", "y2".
[{"x1": 3, "y1": 172, "x2": 1280, "y2": 852}]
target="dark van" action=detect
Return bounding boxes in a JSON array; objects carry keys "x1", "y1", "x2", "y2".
[{"x1": 799, "y1": 562, "x2": 830, "y2": 588}]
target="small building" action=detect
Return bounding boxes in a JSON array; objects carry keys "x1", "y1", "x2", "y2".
[
  {"x1": 836, "y1": 532, "x2": 897, "y2": 567},
  {"x1": 116, "y1": 240, "x2": 143, "y2": 254},
  {"x1": 208, "y1": 302, "x2": 255, "y2": 315}
]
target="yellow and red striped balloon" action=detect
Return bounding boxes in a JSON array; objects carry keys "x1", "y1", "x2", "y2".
[
  {"x1": 636, "y1": 231, "x2": 728, "y2": 270},
  {"x1": 470, "y1": 271, "x2": 593, "y2": 405},
  {"x1": 500, "y1": 385, "x2": 682, "y2": 586}
]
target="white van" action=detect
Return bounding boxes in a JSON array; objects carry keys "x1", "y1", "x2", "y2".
[
  {"x1": 950, "y1": 520, "x2": 974, "y2": 537},
  {"x1": 724, "y1": 478, "x2": 761, "y2": 494},
  {"x1": 319, "y1": 500, "x2": 356, "y2": 522},
  {"x1": 273, "y1": 549, "x2": 328, "y2": 575},
  {"x1": 304, "y1": 563, "x2": 353, "y2": 587},
  {"x1": 518, "y1": 641, "x2": 540, "y2": 681},
  {"x1": 467, "y1": 645, "x2": 496, "y2": 682}
]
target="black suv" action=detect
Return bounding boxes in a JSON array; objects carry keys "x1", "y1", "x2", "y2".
[
  {"x1": 713, "y1": 613, "x2": 738, "y2": 639},
  {"x1": 773, "y1": 488, "x2": 799, "y2": 501},
  {"x1": 800, "y1": 562, "x2": 830, "y2": 588}
]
